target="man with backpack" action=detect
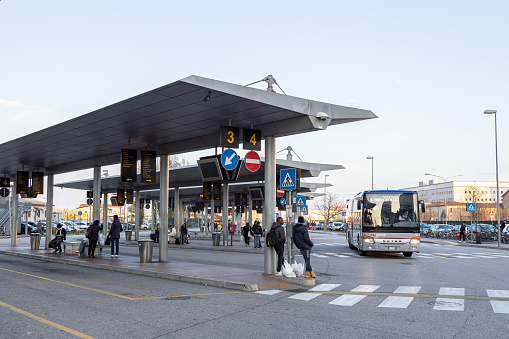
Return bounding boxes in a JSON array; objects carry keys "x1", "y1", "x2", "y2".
[
  {"x1": 268, "y1": 217, "x2": 286, "y2": 275},
  {"x1": 293, "y1": 216, "x2": 315, "y2": 278}
]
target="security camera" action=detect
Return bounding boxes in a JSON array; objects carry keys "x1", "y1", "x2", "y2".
[{"x1": 316, "y1": 112, "x2": 329, "y2": 121}]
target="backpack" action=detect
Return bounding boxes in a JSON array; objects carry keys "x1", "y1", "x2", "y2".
[{"x1": 266, "y1": 228, "x2": 278, "y2": 247}]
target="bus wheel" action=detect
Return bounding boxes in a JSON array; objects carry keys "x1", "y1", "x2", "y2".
[
  {"x1": 349, "y1": 243, "x2": 356, "y2": 250},
  {"x1": 359, "y1": 251, "x2": 367, "y2": 256},
  {"x1": 403, "y1": 252, "x2": 412, "y2": 257}
]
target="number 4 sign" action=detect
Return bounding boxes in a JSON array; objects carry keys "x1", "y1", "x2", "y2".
[{"x1": 243, "y1": 128, "x2": 261, "y2": 151}]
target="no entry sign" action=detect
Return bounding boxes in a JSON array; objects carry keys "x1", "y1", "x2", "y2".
[
  {"x1": 277, "y1": 187, "x2": 285, "y2": 198},
  {"x1": 244, "y1": 151, "x2": 261, "y2": 172}
]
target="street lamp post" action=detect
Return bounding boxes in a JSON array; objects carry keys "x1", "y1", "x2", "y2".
[
  {"x1": 366, "y1": 156, "x2": 374, "y2": 190},
  {"x1": 484, "y1": 109, "x2": 501, "y2": 248},
  {"x1": 425, "y1": 173, "x2": 464, "y2": 224}
]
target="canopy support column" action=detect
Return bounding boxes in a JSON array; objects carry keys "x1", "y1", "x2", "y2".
[
  {"x1": 159, "y1": 155, "x2": 169, "y2": 262},
  {"x1": 264, "y1": 136, "x2": 276, "y2": 274}
]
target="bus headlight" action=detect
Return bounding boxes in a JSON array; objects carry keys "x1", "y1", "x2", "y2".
[
  {"x1": 410, "y1": 237, "x2": 420, "y2": 244},
  {"x1": 363, "y1": 236, "x2": 374, "y2": 243}
]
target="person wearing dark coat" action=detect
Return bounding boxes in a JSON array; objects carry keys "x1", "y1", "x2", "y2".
[
  {"x1": 242, "y1": 223, "x2": 251, "y2": 246},
  {"x1": 181, "y1": 223, "x2": 188, "y2": 244},
  {"x1": 293, "y1": 216, "x2": 315, "y2": 278},
  {"x1": 87, "y1": 220, "x2": 103, "y2": 258},
  {"x1": 108, "y1": 215, "x2": 122, "y2": 257},
  {"x1": 271, "y1": 217, "x2": 286, "y2": 275},
  {"x1": 52, "y1": 223, "x2": 67, "y2": 253},
  {"x1": 252, "y1": 221, "x2": 263, "y2": 248}
]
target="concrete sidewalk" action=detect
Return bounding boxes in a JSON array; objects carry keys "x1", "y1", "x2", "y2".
[{"x1": 0, "y1": 232, "x2": 313, "y2": 292}]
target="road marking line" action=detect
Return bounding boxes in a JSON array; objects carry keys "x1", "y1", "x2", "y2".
[
  {"x1": 309, "y1": 284, "x2": 340, "y2": 292},
  {"x1": 310, "y1": 253, "x2": 328, "y2": 258},
  {"x1": 255, "y1": 290, "x2": 282, "y2": 295},
  {"x1": 0, "y1": 267, "x2": 240, "y2": 301},
  {"x1": 333, "y1": 254, "x2": 349, "y2": 258},
  {"x1": 487, "y1": 290, "x2": 509, "y2": 314},
  {"x1": 0, "y1": 300, "x2": 94, "y2": 339},
  {"x1": 378, "y1": 286, "x2": 421, "y2": 309},
  {"x1": 434, "y1": 287, "x2": 464, "y2": 311},
  {"x1": 289, "y1": 284, "x2": 340, "y2": 301}
]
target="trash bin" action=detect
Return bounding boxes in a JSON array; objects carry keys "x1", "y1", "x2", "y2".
[
  {"x1": 212, "y1": 232, "x2": 221, "y2": 246},
  {"x1": 138, "y1": 239, "x2": 154, "y2": 263},
  {"x1": 30, "y1": 233, "x2": 41, "y2": 250},
  {"x1": 125, "y1": 230, "x2": 132, "y2": 241}
]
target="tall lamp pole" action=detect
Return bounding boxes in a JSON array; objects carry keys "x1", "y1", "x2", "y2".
[
  {"x1": 324, "y1": 174, "x2": 329, "y2": 230},
  {"x1": 425, "y1": 173, "x2": 464, "y2": 224},
  {"x1": 484, "y1": 109, "x2": 501, "y2": 248},
  {"x1": 367, "y1": 156, "x2": 374, "y2": 190}
]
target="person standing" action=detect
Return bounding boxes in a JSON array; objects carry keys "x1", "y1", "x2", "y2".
[
  {"x1": 271, "y1": 217, "x2": 286, "y2": 276},
  {"x1": 154, "y1": 223, "x2": 160, "y2": 243},
  {"x1": 253, "y1": 220, "x2": 263, "y2": 248},
  {"x1": 293, "y1": 216, "x2": 316, "y2": 278},
  {"x1": 459, "y1": 222, "x2": 466, "y2": 242},
  {"x1": 181, "y1": 223, "x2": 188, "y2": 244},
  {"x1": 108, "y1": 215, "x2": 122, "y2": 257},
  {"x1": 242, "y1": 222, "x2": 251, "y2": 246},
  {"x1": 87, "y1": 220, "x2": 102, "y2": 258}
]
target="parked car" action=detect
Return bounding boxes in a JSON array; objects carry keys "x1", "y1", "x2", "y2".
[
  {"x1": 18, "y1": 222, "x2": 38, "y2": 235},
  {"x1": 333, "y1": 222, "x2": 346, "y2": 231},
  {"x1": 315, "y1": 223, "x2": 323, "y2": 230}
]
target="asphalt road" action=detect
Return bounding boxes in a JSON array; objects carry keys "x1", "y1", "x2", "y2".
[{"x1": 1, "y1": 231, "x2": 508, "y2": 338}]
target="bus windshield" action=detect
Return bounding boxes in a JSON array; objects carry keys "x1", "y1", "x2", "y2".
[{"x1": 363, "y1": 192, "x2": 419, "y2": 230}]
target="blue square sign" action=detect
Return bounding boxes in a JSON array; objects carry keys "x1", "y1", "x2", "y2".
[
  {"x1": 466, "y1": 203, "x2": 476, "y2": 212},
  {"x1": 280, "y1": 168, "x2": 296, "y2": 190},
  {"x1": 296, "y1": 196, "x2": 306, "y2": 206}
]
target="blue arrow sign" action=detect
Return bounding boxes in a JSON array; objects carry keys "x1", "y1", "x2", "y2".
[
  {"x1": 300, "y1": 205, "x2": 308, "y2": 213},
  {"x1": 221, "y1": 149, "x2": 239, "y2": 171},
  {"x1": 466, "y1": 203, "x2": 476, "y2": 212},
  {"x1": 280, "y1": 198, "x2": 286, "y2": 206},
  {"x1": 280, "y1": 168, "x2": 296, "y2": 190},
  {"x1": 296, "y1": 196, "x2": 306, "y2": 206}
]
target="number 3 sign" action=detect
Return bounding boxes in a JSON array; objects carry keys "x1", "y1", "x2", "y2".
[{"x1": 220, "y1": 126, "x2": 240, "y2": 148}]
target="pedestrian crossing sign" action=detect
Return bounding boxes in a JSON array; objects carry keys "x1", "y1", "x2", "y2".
[
  {"x1": 300, "y1": 205, "x2": 308, "y2": 213},
  {"x1": 466, "y1": 203, "x2": 476, "y2": 212},
  {"x1": 296, "y1": 196, "x2": 306, "y2": 206},
  {"x1": 280, "y1": 168, "x2": 297, "y2": 190}
]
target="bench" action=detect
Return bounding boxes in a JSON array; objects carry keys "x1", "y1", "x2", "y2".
[{"x1": 62, "y1": 241, "x2": 110, "y2": 256}]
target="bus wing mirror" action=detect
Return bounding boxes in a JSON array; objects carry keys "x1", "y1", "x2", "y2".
[
  {"x1": 420, "y1": 201, "x2": 425, "y2": 213},
  {"x1": 357, "y1": 200, "x2": 362, "y2": 210}
]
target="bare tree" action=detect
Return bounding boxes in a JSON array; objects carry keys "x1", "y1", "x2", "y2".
[
  {"x1": 315, "y1": 193, "x2": 343, "y2": 229},
  {"x1": 463, "y1": 184, "x2": 487, "y2": 223}
]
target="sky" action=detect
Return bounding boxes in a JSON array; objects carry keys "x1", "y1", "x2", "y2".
[{"x1": 1, "y1": 0, "x2": 508, "y2": 209}]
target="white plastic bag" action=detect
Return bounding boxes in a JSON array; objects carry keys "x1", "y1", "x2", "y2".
[
  {"x1": 98, "y1": 233, "x2": 105, "y2": 246},
  {"x1": 292, "y1": 262, "x2": 305, "y2": 277},
  {"x1": 282, "y1": 260, "x2": 296, "y2": 277}
]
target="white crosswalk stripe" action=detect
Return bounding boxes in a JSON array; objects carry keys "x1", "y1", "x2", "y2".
[
  {"x1": 378, "y1": 286, "x2": 421, "y2": 308},
  {"x1": 487, "y1": 290, "x2": 509, "y2": 314},
  {"x1": 329, "y1": 285, "x2": 380, "y2": 306},
  {"x1": 305, "y1": 252, "x2": 509, "y2": 260},
  {"x1": 433, "y1": 287, "x2": 465, "y2": 311},
  {"x1": 289, "y1": 284, "x2": 340, "y2": 301},
  {"x1": 255, "y1": 289, "x2": 282, "y2": 295}
]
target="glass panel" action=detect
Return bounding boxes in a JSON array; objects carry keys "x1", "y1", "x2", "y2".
[{"x1": 363, "y1": 193, "x2": 419, "y2": 229}]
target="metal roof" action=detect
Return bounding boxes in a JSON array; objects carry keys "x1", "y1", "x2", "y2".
[{"x1": 0, "y1": 75, "x2": 376, "y2": 177}]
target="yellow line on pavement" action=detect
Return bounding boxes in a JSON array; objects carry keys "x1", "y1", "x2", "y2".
[
  {"x1": 0, "y1": 300, "x2": 94, "y2": 339},
  {"x1": 0, "y1": 267, "x2": 242, "y2": 301},
  {"x1": 308, "y1": 290, "x2": 509, "y2": 301}
]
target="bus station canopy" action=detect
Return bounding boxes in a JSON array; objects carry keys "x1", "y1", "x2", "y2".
[{"x1": 0, "y1": 75, "x2": 376, "y2": 177}]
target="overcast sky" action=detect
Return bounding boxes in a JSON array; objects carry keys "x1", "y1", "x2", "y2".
[{"x1": 1, "y1": 1, "x2": 508, "y2": 209}]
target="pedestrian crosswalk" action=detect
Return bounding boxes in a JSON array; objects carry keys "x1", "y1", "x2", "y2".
[
  {"x1": 301, "y1": 252, "x2": 509, "y2": 260},
  {"x1": 255, "y1": 284, "x2": 509, "y2": 314}
]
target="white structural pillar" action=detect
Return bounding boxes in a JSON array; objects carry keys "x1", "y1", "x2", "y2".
[
  {"x1": 222, "y1": 183, "x2": 229, "y2": 246},
  {"x1": 151, "y1": 201, "x2": 156, "y2": 232},
  {"x1": 248, "y1": 194, "x2": 253, "y2": 227},
  {"x1": 102, "y1": 192, "x2": 108, "y2": 235},
  {"x1": 134, "y1": 190, "x2": 140, "y2": 241},
  {"x1": 46, "y1": 174, "x2": 54, "y2": 249},
  {"x1": 174, "y1": 187, "x2": 180, "y2": 238},
  {"x1": 264, "y1": 136, "x2": 276, "y2": 274},
  {"x1": 159, "y1": 155, "x2": 169, "y2": 262},
  {"x1": 11, "y1": 179, "x2": 18, "y2": 246},
  {"x1": 93, "y1": 166, "x2": 101, "y2": 223}
]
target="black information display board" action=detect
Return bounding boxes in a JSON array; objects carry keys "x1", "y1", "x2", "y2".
[
  {"x1": 213, "y1": 182, "x2": 222, "y2": 200},
  {"x1": 220, "y1": 126, "x2": 240, "y2": 149},
  {"x1": 242, "y1": 128, "x2": 261, "y2": 151},
  {"x1": 141, "y1": 150, "x2": 156, "y2": 183},
  {"x1": 0, "y1": 177, "x2": 10, "y2": 188},
  {"x1": 117, "y1": 189, "x2": 125, "y2": 206},
  {"x1": 235, "y1": 193, "x2": 241, "y2": 206},
  {"x1": 126, "y1": 189, "x2": 134, "y2": 204},
  {"x1": 203, "y1": 182, "x2": 211, "y2": 200},
  {"x1": 87, "y1": 191, "x2": 93, "y2": 198},
  {"x1": 31, "y1": 172, "x2": 44, "y2": 194},
  {"x1": 121, "y1": 149, "x2": 137, "y2": 182},
  {"x1": 242, "y1": 193, "x2": 248, "y2": 206},
  {"x1": 16, "y1": 171, "x2": 29, "y2": 195}
]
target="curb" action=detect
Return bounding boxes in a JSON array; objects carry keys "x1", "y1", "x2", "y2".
[
  {"x1": 266, "y1": 274, "x2": 316, "y2": 286},
  {"x1": 0, "y1": 250, "x2": 258, "y2": 292}
]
